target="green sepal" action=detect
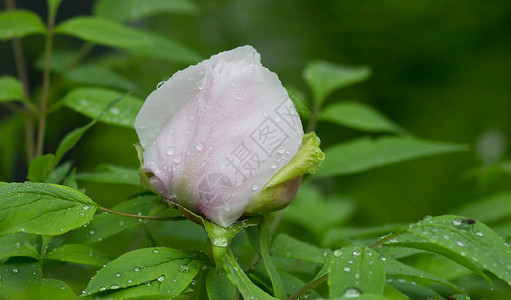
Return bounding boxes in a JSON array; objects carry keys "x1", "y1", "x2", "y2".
[
  {"x1": 134, "y1": 143, "x2": 156, "y2": 193},
  {"x1": 245, "y1": 132, "x2": 325, "y2": 214},
  {"x1": 174, "y1": 203, "x2": 260, "y2": 271}
]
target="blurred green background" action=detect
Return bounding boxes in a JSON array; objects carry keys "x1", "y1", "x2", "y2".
[{"x1": 1, "y1": 1, "x2": 511, "y2": 226}]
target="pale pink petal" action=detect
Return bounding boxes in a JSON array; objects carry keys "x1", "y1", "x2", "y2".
[{"x1": 135, "y1": 46, "x2": 304, "y2": 227}]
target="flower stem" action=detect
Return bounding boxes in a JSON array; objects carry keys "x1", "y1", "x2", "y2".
[{"x1": 97, "y1": 205, "x2": 185, "y2": 221}]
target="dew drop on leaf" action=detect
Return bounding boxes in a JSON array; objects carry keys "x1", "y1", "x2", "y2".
[{"x1": 178, "y1": 265, "x2": 189, "y2": 273}]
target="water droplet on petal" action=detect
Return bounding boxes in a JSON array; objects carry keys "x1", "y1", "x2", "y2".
[
  {"x1": 99, "y1": 286, "x2": 106, "y2": 291},
  {"x1": 157, "y1": 275, "x2": 165, "y2": 282},
  {"x1": 344, "y1": 266, "x2": 351, "y2": 272},
  {"x1": 134, "y1": 266, "x2": 140, "y2": 272},
  {"x1": 166, "y1": 147, "x2": 176, "y2": 156},
  {"x1": 172, "y1": 156, "x2": 181, "y2": 163},
  {"x1": 110, "y1": 284, "x2": 119, "y2": 289},
  {"x1": 224, "y1": 203, "x2": 232, "y2": 212},
  {"x1": 456, "y1": 240, "x2": 465, "y2": 247},
  {"x1": 270, "y1": 161, "x2": 277, "y2": 169},
  {"x1": 452, "y1": 219, "x2": 462, "y2": 226},
  {"x1": 153, "y1": 249, "x2": 159, "y2": 254},
  {"x1": 252, "y1": 182, "x2": 260, "y2": 191},
  {"x1": 277, "y1": 146, "x2": 285, "y2": 154},
  {"x1": 196, "y1": 142, "x2": 205, "y2": 151},
  {"x1": 82, "y1": 205, "x2": 90, "y2": 210},
  {"x1": 475, "y1": 231, "x2": 484, "y2": 237},
  {"x1": 156, "y1": 81, "x2": 165, "y2": 89}
]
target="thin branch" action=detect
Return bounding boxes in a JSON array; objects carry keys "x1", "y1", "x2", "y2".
[
  {"x1": 4, "y1": 0, "x2": 36, "y2": 162},
  {"x1": 97, "y1": 205, "x2": 186, "y2": 221},
  {"x1": 287, "y1": 274, "x2": 327, "y2": 300},
  {"x1": 35, "y1": 6, "x2": 56, "y2": 157}
]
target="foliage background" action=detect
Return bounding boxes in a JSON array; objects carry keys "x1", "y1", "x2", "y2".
[{"x1": 1, "y1": 0, "x2": 511, "y2": 298}]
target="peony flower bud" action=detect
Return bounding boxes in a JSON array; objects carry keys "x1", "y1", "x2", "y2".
[{"x1": 135, "y1": 45, "x2": 323, "y2": 227}]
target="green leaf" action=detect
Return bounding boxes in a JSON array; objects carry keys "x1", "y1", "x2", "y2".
[
  {"x1": 38, "y1": 278, "x2": 78, "y2": 300},
  {"x1": 280, "y1": 271, "x2": 321, "y2": 299},
  {"x1": 303, "y1": 61, "x2": 370, "y2": 106},
  {"x1": 454, "y1": 191, "x2": 511, "y2": 223},
  {"x1": 0, "y1": 117, "x2": 23, "y2": 179},
  {"x1": 94, "y1": 0, "x2": 198, "y2": 22},
  {"x1": 259, "y1": 215, "x2": 285, "y2": 299},
  {"x1": 0, "y1": 259, "x2": 42, "y2": 299},
  {"x1": 387, "y1": 215, "x2": 511, "y2": 287},
  {"x1": 62, "y1": 168, "x2": 78, "y2": 190},
  {"x1": 83, "y1": 247, "x2": 205, "y2": 296},
  {"x1": 283, "y1": 183, "x2": 355, "y2": 237},
  {"x1": 387, "y1": 278, "x2": 438, "y2": 299},
  {"x1": 63, "y1": 87, "x2": 142, "y2": 128},
  {"x1": 27, "y1": 154, "x2": 56, "y2": 182},
  {"x1": 328, "y1": 246, "x2": 385, "y2": 297},
  {"x1": 55, "y1": 16, "x2": 200, "y2": 64},
  {"x1": 64, "y1": 64, "x2": 140, "y2": 93},
  {"x1": 75, "y1": 164, "x2": 140, "y2": 186},
  {"x1": 56, "y1": 91, "x2": 126, "y2": 161},
  {"x1": 224, "y1": 249, "x2": 277, "y2": 300},
  {"x1": 47, "y1": 161, "x2": 72, "y2": 184},
  {"x1": 322, "y1": 224, "x2": 406, "y2": 248},
  {"x1": 385, "y1": 258, "x2": 463, "y2": 293},
  {"x1": 0, "y1": 10, "x2": 46, "y2": 40},
  {"x1": 286, "y1": 86, "x2": 312, "y2": 119},
  {"x1": 317, "y1": 137, "x2": 467, "y2": 177},
  {"x1": 0, "y1": 76, "x2": 26, "y2": 102},
  {"x1": 383, "y1": 284, "x2": 410, "y2": 300},
  {"x1": 320, "y1": 101, "x2": 406, "y2": 134},
  {"x1": 206, "y1": 268, "x2": 236, "y2": 300},
  {"x1": 45, "y1": 244, "x2": 112, "y2": 267},
  {"x1": 272, "y1": 233, "x2": 329, "y2": 264},
  {"x1": 47, "y1": 0, "x2": 62, "y2": 17},
  {"x1": 0, "y1": 233, "x2": 39, "y2": 260},
  {"x1": 318, "y1": 294, "x2": 389, "y2": 300},
  {"x1": 35, "y1": 48, "x2": 76, "y2": 73},
  {"x1": 66, "y1": 195, "x2": 161, "y2": 244},
  {"x1": 0, "y1": 182, "x2": 97, "y2": 235}
]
